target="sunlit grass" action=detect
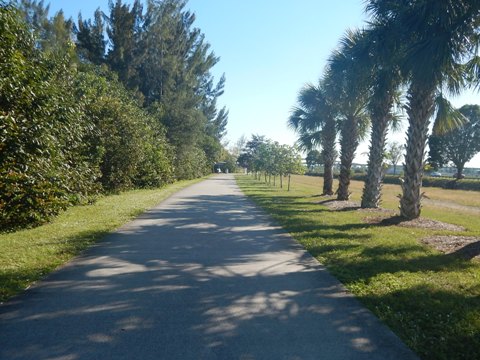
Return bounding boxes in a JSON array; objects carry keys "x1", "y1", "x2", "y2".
[
  {"x1": 0, "y1": 178, "x2": 203, "y2": 303},
  {"x1": 236, "y1": 174, "x2": 480, "y2": 360}
]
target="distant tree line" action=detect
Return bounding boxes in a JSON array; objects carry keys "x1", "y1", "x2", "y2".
[{"x1": 0, "y1": 0, "x2": 228, "y2": 230}]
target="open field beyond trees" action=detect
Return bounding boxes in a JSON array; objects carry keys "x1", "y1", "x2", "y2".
[
  {"x1": 0, "y1": 178, "x2": 204, "y2": 303},
  {"x1": 236, "y1": 174, "x2": 480, "y2": 360}
]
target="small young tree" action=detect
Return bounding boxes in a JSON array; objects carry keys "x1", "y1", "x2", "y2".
[
  {"x1": 385, "y1": 142, "x2": 404, "y2": 175},
  {"x1": 284, "y1": 146, "x2": 305, "y2": 191}
]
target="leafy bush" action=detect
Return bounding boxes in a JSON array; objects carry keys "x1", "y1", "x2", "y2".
[
  {"x1": 0, "y1": 6, "x2": 96, "y2": 229},
  {"x1": 173, "y1": 146, "x2": 209, "y2": 180},
  {"x1": 422, "y1": 177, "x2": 480, "y2": 191},
  {"x1": 75, "y1": 66, "x2": 174, "y2": 191},
  {"x1": 0, "y1": 7, "x2": 174, "y2": 230}
]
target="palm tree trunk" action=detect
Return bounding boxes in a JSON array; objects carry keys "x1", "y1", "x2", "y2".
[
  {"x1": 323, "y1": 160, "x2": 334, "y2": 195},
  {"x1": 321, "y1": 116, "x2": 337, "y2": 195},
  {"x1": 337, "y1": 116, "x2": 358, "y2": 200},
  {"x1": 400, "y1": 81, "x2": 436, "y2": 219},
  {"x1": 361, "y1": 94, "x2": 392, "y2": 208}
]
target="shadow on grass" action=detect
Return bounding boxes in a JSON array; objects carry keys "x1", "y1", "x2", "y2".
[
  {"x1": 452, "y1": 240, "x2": 480, "y2": 260},
  {"x1": 240, "y1": 181, "x2": 477, "y2": 280},
  {"x1": 359, "y1": 284, "x2": 480, "y2": 360},
  {"x1": 0, "y1": 228, "x2": 112, "y2": 303}
]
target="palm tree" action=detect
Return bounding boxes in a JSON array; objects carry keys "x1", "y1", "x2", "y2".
[
  {"x1": 288, "y1": 82, "x2": 337, "y2": 195},
  {"x1": 326, "y1": 29, "x2": 371, "y2": 201},
  {"x1": 357, "y1": 23, "x2": 404, "y2": 208},
  {"x1": 366, "y1": 0, "x2": 480, "y2": 219}
]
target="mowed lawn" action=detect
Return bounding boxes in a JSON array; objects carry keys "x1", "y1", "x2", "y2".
[{"x1": 236, "y1": 174, "x2": 480, "y2": 360}]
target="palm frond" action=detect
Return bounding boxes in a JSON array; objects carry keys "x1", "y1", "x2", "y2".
[
  {"x1": 466, "y1": 55, "x2": 480, "y2": 90},
  {"x1": 295, "y1": 131, "x2": 322, "y2": 152},
  {"x1": 357, "y1": 113, "x2": 371, "y2": 141},
  {"x1": 432, "y1": 94, "x2": 468, "y2": 135},
  {"x1": 388, "y1": 112, "x2": 404, "y2": 133}
]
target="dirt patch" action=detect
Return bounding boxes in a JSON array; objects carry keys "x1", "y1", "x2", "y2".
[
  {"x1": 422, "y1": 236, "x2": 480, "y2": 260},
  {"x1": 357, "y1": 207, "x2": 396, "y2": 214},
  {"x1": 318, "y1": 199, "x2": 361, "y2": 211},
  {"x1": 320, "y1": 200, "x2": 397, "y2": 215},
  {"x1": 364, "y1": 215, "x2": 465, "y2": 231}
]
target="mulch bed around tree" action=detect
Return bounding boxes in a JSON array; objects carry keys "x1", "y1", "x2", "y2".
[
  {"x1": 318, "y1": 199, "x2": 465, "y2": 231},
  {"x1": 317, "y1": 199, "x2": 479, "y2": 260},
  {"x1": 422, "y1": 236, "x2": 480, "y2": 260},
  {"x1": 317, "y1": 199, "x2": 362, "y2": 211},
  {"x1": 373, "y1": 216, "x2": 466, "y2": 232}
]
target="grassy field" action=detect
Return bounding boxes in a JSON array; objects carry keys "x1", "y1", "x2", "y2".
[
  {"x1": 0, "y1": 178, "x2": 203, "y2": 303},
  {"x1": 236, "y1": 174, "x2": 480, "y2": 360}
]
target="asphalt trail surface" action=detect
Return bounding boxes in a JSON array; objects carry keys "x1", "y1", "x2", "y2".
[{"x1": 0, "y1": 174, "x2": 418, "y2": 359}]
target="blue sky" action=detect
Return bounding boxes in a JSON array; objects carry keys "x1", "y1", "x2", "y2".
[{"x1": 47, "y1": 0, "x2": 480, "y2": 167}]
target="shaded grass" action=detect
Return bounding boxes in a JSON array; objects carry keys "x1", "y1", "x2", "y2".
[
  {"x1": 236, "y1": 174, "x2": 480, "y2": 360},
  {"x1": 0, "y1": 178, "x2": 203, "y2": 303}
]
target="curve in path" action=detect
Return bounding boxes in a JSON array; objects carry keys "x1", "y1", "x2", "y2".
[{"x1": 0, "y1": 174, "x2": 417, "y2": 360}]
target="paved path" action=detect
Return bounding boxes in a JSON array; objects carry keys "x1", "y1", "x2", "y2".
[{"x1": 0, "y1": 175, "x2": 417, "y2": 360}]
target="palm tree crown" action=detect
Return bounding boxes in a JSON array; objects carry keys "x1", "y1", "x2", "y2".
[{"x1": 366, "y1": 0, "x2": 480, "y2": 219}]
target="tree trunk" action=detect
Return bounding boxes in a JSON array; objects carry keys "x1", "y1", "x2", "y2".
[
  {"x1": 361, "y1": 93, "x2": 392, "y2": 208},
  {"x1": 273, "y1": 175, "x2": 276, "y2": 186},
  {"x1": 400, "y1": 81, "x2": 436, "y2": 219},
  {"x1": 323, "y1": 160, "x2": 334, "y2": 195},
  {"x1": 280, "y1": 174, "x2": 283, "y2": 188},
  {"x1": 321, "y1": 116, "x2": 337, "y2": 195},
  {"x1": 337, "y1": 116, "x2": 358, "y2": 200},
  {"x1": 455, "y1": 162, "x2": 465, "y2": 179},
  {"x1": 288, "y1": 174, "x2": 291, "y2": 191}
]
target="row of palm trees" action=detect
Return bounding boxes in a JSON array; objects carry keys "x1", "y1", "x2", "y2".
[{"x1": 289, "y1": 0, "x2": 480, "y2": 219}]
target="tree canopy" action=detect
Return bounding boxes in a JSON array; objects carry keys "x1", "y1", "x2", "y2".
[{"x1": 428, "y1": 105, "x2": 480, "y2": 178}]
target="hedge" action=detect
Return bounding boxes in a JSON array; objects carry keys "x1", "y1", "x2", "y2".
[{"x1": 305, "y1": 173, "x2": 480, "y2": 191}]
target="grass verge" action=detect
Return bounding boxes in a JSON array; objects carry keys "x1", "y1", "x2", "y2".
[
  {"x1": 0, "y1": 178, "x2": 203, "y2": 303},
  {"x1": 236, "y1": 174, "x2": 480, "y2": 360}
]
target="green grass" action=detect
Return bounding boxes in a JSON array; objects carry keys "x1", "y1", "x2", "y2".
[
  {"x1": 0, "y1": 178, "x2": 203, "y2": 303},
  {"x1": 236, "y1": 174, "x2": 480, "y2": 360}
]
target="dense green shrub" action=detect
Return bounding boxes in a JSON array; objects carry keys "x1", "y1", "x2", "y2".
[
  {"x1": 0, "y1": 6, "x2": 97, "y2": 229},
  {"x1": 421, "y1": 177, "x2": 480, "y2": 191},
  {"x1": 173, "y1": 146, "x2": 210, "y2": 180},
  {"x1": 0, "y1": 6, "x2": 174, "y2": 230},
  {"x1": 75, "y1": 66, "x2": 174, "y2": 191}
]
